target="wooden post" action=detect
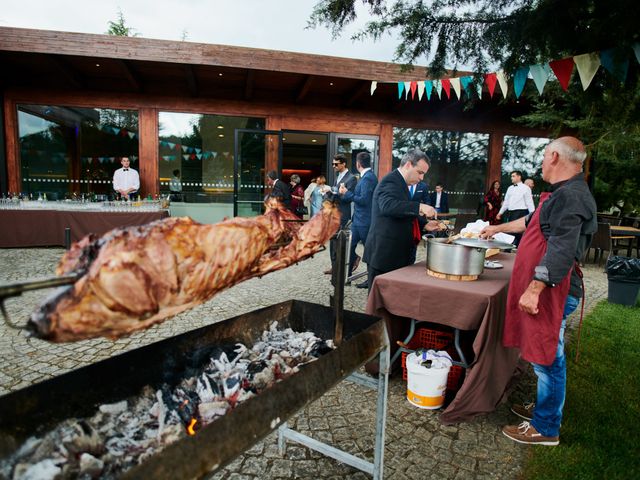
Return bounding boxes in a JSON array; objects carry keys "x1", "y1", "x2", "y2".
[
  {"x1": 486, "y1": 132, "x2": 504, "y2": 190},
  {"x1": 138, "y1": 107, "x2": 158, "y2": 198},
  {"x1": 378, "y1": 124, "x2": 393, "y2": 176},
  {"x1": 3, "y1": 97, "x2": 19, "y2": 193}
]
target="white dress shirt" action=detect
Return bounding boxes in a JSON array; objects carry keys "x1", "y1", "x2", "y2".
[
  {"x1": 435, "y1": 192, "x2": 442, "y2": 208},
  {"x1": 499, "y1": 182, "x2": 535, "y2": 215},
  {"x1": 335, "y1": 169, "x2": 348, "y2": 186},
  {"x1": 113, "y1": 167, "x2": 140, "y2": 192}
]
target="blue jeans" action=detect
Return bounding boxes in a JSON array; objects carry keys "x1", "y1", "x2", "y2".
[
  {"x1": 349, "y1": 224, "x2": 369, "y2": 275},
  {"x1": 530, "y1": 295, "x2": 580, "y2": 437}
]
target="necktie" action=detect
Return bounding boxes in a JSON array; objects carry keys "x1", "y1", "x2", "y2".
[
  {"x1": 409, "y1": 185, "x2": 415, "y2": 197},
  {"x1": 123, "y1": 169, "x2": 129, "y2": 171}
]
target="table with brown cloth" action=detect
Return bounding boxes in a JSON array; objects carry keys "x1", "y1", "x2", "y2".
[
  {"x1": 365, "y1": 253, "x2": 520, "y2": 424},
  {"x1": 0, "y1": 209, "x2": 169, "y2": 248}
]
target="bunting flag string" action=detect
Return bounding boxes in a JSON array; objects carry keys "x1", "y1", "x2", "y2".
[{"x1": 367, "y1": 43, "x2": 638, "y2": 103}]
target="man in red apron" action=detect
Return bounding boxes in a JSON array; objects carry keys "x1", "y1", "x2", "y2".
[{"x1": 481, "y1": 137, "x2": 597, "y2": 445}]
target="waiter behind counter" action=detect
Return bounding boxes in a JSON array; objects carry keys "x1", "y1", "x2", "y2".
[
  {"x1": 112, "y1": 157, "x2": 140, "y2": 200},
  {"x1": 480, "y1": 136, "x2": 596, "y2": 446}
]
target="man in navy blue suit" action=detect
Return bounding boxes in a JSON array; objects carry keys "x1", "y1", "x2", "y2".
[
  {"x1": 428, "y1": 183, "x2": 449, "y2": 213},
  {"x1": 339, "y1": 151, "x2": 377, "y2": 279},
  {"x1": 408, "y1": 179, "x2": 430, "y2": 264}
]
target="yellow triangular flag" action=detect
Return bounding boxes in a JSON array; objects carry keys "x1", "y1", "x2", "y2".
[
  {"x1": 417, "y1": 81, "x2": 425, "y2": 100},
  {"x1": 450, "y1": 78, "x2": 461, "y2": 100},
  {"x1": 573, "y1": 53, "x2": 600, "y2": 91},
  {"x1": 370, "y1": 81, "x2": 378, "y2": 95},
  {"x1": 496, "y1": 71, "x2": 509, "y2": 99}
]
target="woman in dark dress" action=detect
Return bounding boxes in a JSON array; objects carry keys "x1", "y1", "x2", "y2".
[
  {"x1": 484, "y1": 180, "x2": 502, "y2": 225},
  {"x1": 289, "y1": 174, "x2": 305, "y2": 219}
]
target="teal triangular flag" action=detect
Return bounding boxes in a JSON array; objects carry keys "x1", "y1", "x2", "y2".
[
  {"x1": 529, "y1": 64, "x2": 551, "y2": 95},
  {"x1": 634, "y1": 44, "x2": 640, "y2": 64},
  {"x1": 425, "y1": 80, "x2": 433, "y2": 100},
  {"x1": 600, "y1": 48, "x2": 629, "y2": 83},
  {"x1": 397, "y1": 82, "x2": 404, "y2": 99},
  {"x1": 460, "y1": 76, "x2": 473, "y2": 95},
  {"x1": 514, "y1": 66, "x2": 529, "y2": 98}
]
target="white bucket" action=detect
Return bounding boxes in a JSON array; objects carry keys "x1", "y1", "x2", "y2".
[{"x1": 406, "y1": 352, "x2": 451, "y2": 410}]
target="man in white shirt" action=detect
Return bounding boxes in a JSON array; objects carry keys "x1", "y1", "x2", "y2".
[
  {"x1": 497, "y1": 170, "x2": 535, "y2": 245},
  {"x1": 113, "y1": 157, "x2": 140, "y2": 200}
]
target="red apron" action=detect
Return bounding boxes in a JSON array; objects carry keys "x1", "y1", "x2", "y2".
[{"x1": 503, "y1": 192, "x2": 572, "y2": 366}]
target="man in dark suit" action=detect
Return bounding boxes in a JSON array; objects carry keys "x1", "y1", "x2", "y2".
[
  {"x1": 266, "y1": 170, "x2": 291, "y2": 208},
  {"x1": 428, "y1": 183, "x2": 449, "y2": 213},
  {"x1": 363, "y1": 149, "x2": 439, "y2": 291},
  {"x1": 339, "y1": 151, "x2": 377, "y2": 280},
  {"x1": 325, "y1": 154, "x2": 357, "y2": 275},
  {"x1": 408, "y1": 180, "x2": 430, "y2": 264}
]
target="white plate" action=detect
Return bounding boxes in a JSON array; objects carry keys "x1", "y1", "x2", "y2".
[{"x1": 484, "y1": 260, "x2": 503, "y2": 269}]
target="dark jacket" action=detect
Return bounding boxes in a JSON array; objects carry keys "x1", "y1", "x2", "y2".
[
  {"x1": 270, "y1": 179, "x2": 291, "y2": 208},
  {"x1": 528, "y1": 173, "x2": 597, "y2": 297},
  {"x1": 409, "y1": 181, "x2": 430, "y2": 228},
  {"x1": 428, "y1": 190, "x2": 449, "y2": 213},
  {"x1": 363, "y1": 169, "x2": 421, "y2": 273},
  {"x1": 341, "y1": 169, "x2": 378, "y2": 228},
  {"x1": 333, "y1": 170, "x2": 357, "y2": 228}
]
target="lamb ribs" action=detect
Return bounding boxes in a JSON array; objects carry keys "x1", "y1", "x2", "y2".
[{"x1": 28, "y1": 199, "x2": 341, "y2": 342}]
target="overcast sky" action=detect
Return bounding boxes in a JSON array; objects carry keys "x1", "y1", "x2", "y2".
[{"x1": 0, "y1": 0, "x2": 402, "y2": 63}]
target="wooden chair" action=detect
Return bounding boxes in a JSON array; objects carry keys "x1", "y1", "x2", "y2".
[{"x1": 586, "y1": 222, "x2": 611, "y2": 265}]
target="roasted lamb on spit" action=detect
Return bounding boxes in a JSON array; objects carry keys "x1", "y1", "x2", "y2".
[{"x1": 27, "y1": 198, "x2": 340, "y2": 342}]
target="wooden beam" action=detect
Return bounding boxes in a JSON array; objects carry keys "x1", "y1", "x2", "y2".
[
  {"x1": 48, "y1": 56, "x2": 84, "y2": 89},
  {"x1": 118, "y1": 59, "x2": 141, "y2": 92},
  {"x1": 3, "y1": 96, "x2": 19, "y2": 192},
  {"x1": 139, "y1": 107, "x2": 158, "y2": 197},
  {"x1": 486, "y1": 132, "x2": 504, "y2": 190},
  {"x1": 344, "y1": 81, "x2": 371, "y2": 108},
  {"x1": 244, "y1": 70, "x2": 254, "y2": 100},
  {"x1": 295, "y1": 76, "x2": 314, "y2": 104},
  {"x1": 184, "y1": 65, "x2": 198, "y2": 97}
]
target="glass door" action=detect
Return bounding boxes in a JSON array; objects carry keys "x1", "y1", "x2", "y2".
[
  {"x1": 234, "y1": 129, "x2": 282, "y2": 217},
  {"x1": 328, "y1": 133, "x2": 379, "y2": 184}
]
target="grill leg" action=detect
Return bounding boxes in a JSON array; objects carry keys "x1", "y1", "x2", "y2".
[
  {"x1": 277, "y1": 422, "x2": 288, "y2": 455},
  {"x1": 372, "y1": 344, "x2": 390, "y2": 480}
]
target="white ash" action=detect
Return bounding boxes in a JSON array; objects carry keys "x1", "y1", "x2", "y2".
[{"x1": 0, "y1": 322, "x2": 332, "y2": 479}]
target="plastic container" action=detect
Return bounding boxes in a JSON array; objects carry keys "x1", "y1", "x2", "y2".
[
  {"x1": 406, "y1": 352, "x2": 451, "y2": 409},
  {"x1": 606, "y1": 256, "x2": 640, "y2": 306}
]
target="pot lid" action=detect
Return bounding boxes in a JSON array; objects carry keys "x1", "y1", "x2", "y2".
[{"x1": 452, "y1": 238, "x2": 515, "y2": 250}]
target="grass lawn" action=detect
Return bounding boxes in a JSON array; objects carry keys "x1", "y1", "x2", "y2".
[{"x1": 524, "y1": 301, "x2": 640, "y2": 479}]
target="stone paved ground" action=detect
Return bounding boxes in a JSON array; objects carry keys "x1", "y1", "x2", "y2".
[{"x1": 0, "y1": 245, "x2": 608, "y2": 479}]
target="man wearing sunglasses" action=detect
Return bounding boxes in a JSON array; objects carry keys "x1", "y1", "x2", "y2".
[{"x1": 325, "y1": 154, "x2": 357, "y2": 275}]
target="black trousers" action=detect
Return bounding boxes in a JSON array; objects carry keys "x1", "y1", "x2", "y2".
[{"x1": 507, "y1": 209, "x2": 530, "y2": 246}]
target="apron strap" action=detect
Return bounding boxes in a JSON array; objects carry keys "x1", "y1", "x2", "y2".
[{"x1": 573, "y1": 262, "x2": 586, "y2": 364}]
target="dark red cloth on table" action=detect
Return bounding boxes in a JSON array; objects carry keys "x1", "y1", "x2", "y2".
[
  {"x1": 483, "y1": 189, "x2": 502, "y2": 225},
  {"x1": 503, "y1": 192, "x2": 572, "y2": 366}
]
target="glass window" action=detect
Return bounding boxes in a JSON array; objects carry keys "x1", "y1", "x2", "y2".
[
  {"x1": 393, "y1": 128, "x2": 489, "y2": 211},
  {"x1": 158, "y1": 112, "x2": 264, "y2": 223},
  {"x1": 18, "y1": 105, "x2": 139, "y2": 200},
  {"x1": 502, "y1": 136, "x2": 549, "y2": 199}
]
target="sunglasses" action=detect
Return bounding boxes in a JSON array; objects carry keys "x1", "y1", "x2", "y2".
[{"x1": 332, "y1": 162, "x2": 341, "y2": 166}]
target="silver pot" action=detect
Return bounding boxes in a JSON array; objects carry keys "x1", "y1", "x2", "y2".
[{"x1": 425, "y1": 237, "x2": 486, "y2": 276}]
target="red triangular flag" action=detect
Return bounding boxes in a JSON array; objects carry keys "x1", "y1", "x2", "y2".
[
  {"x1": 485, "y1": 73, "x2": 497, "y2": 98},
  {"x1": 549, "y1": 57, "x2": 574, "y2": 91},
  {"x1": 441, "y1": 78, "x2": 451, "y2": 99},
  {"x1": 410, "y1": 81, "x2": 417, "y2": 99}
]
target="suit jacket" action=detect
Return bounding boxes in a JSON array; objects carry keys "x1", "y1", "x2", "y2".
[
  {"x1": 334, "y1": 170, "x2": 357, "y2": 227},
  {"x1": 409, "y1": 181, "x2": 430, "y2": 228},
  {"x1": 271, "y1": 179, "x2": 291, "y2": 208},
  {"x1": 341, "y1": 170, "x2": 378, "y2": 228},
  {"x1": 428, "y1": 191, "x2": 449, "y2": 213},
  {"x1": 363, "y1": 169, "x2": 421, "y2": 273}
]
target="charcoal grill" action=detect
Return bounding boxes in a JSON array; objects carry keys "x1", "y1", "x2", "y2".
[{"x1": 0, "y1": 230, "x2": 390, "y2": 479}]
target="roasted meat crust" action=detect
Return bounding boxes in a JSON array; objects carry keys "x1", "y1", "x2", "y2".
[{"x1": 28, "y1": 199, "x2": 340, "y2": 342}]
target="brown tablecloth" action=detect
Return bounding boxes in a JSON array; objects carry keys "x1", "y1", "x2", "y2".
[
  {"x1": 0, "y1": 210, "x2": 169, "y2": 247},
  {"x1": 366, "y1": 253, "x2": 520, "y2": 424}
]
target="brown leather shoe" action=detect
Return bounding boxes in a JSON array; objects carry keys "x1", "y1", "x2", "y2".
[
  {"x1": 511, "y1": 402, "x2": 535, "y2": 421},
  {"x1": 502, "y1": 421, "x2": 559, "y2": 446},
  {"x1": 323, "y1": 268, "x2": 332, "y2": 275},
  {"x1": 351, "y1": 255, "x2": 361, "y2": 273}
]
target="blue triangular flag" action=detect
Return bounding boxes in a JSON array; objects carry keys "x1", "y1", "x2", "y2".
[
  {"x1": 460, "y1": 76, "x2": 473, "y2": 96},
  {"x1": 514, "y1": 66, "x2": 529, "y2": 98},
  {"x1": 529, "y1": 64, "x2": 551, "y2": 95},
  {"x1": 600, "y1": 48, "x2": 629, "y2": 83},
  {"x1": 397, "y1": 82, "x2": 404, "y2": 99},
  {"x1": 425, "y1": 80, "x2": 433, "y2": 100}
]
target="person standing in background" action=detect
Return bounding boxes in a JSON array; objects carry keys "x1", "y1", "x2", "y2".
[
  {"x1": 484, "y1": 180, "x2": 503, "y2": 225},
  {"x1": 408, "y1": 179, "x2": 431, "y2": 264},
  {"x1": 310, "y1": 175, "x2": 328, "y2": 216},
  {"x1": 428, "y1": 183, "x2": 449, "y2": 213},
  {"x1": 289, "y1": 174, "x2": 305, "y2": 218},
  {"x1": 265, "y1": 170, "x2": 291, "y2": 208},
  {"x1": 339, "y1": 152, "x2": 377, "y2": 284},
  {"x1": 497, "y1": 170, "x2": 535, "y2": 246},
  {"x1": 113, "y1": 156, "x2": 140, "y2": 200},
  {"x1": 169, "y1": 169, "x2": 182, "y2": 201},
  {"x1": 325, "y1": 154, "x2": 356, "y2": 275},
  {"x1": 303, "y1": 177, "x2": 317, "y2": 217}
]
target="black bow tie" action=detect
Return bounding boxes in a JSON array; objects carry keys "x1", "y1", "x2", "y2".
[{"x1": 123, "y1": 168, "x2": 129, "y2": 171}]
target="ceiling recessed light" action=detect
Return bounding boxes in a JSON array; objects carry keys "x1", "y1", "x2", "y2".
[
  {"x1": 217, "y1": 125, "x2": 224, "y2": 129},
  {"x1": 218, "y1": 134, "x2": 224, "y2": 138},
  {"x1": 218, "y1": 73, "x2": 223, "y2": 77},
  {"x1": 283, "y1": 137, "x2": 287, "y2": 141},
  {"x1": 96, "y1": 63, "x2": 100, "y2": 67},
  {"x1": 311, "y1": 139, "x2": 317, "y2": 143},
  {"x1": 329, "y1": 82, "x2": 334, "y2": 86}
]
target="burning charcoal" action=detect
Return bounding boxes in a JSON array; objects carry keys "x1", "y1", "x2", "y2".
[
  {"x1": 79, "y1": 453, "x2": 104, "y2": 478},
  {"x1": 12, "y1": 459, "x2": 61, "y2": 480},
  {"x1": 98, "y1": 400, "x2": 127, "y2": 415},
  {"x1": 246, "y1": 359, "x2": 268, "y2": 378},
  {"x1": 223, "y1": 373, "x2": 242, "y2": 398},
  {"x1": 306, "y1": 339, "x2": 333, "y2": 358},
  {"x1": 64, "y1": 421, "x2": 104, "y2": 458},
  {"x1": 197, "y1": 401, "x2": 229, "y2": 423}
]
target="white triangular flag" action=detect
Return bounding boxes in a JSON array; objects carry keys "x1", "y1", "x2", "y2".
[
  {"x1": 370, "y1": 81, "x2": 377, "y2": 95},
  {"x1": 496, "y1": 71, "x2": 509, "y2": 99},
  {"x1": 529, "y1": 64, "x2": 551, "y2": 95},
  {"x1": 573, "y1": 53, "x2": 600, "y2": 91},
  {"x1": 450, "y1": 78, "x2": 461, "y2": 100},
  {"x1": 417, "y1": 81, "x2": 425, "y2": 100},
  {"x1": 404, "y1": 81, "x2": 411, "y2": 100},
  {"x1": 434, "y1": 80, "x2": 442, "y2": 99}
]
